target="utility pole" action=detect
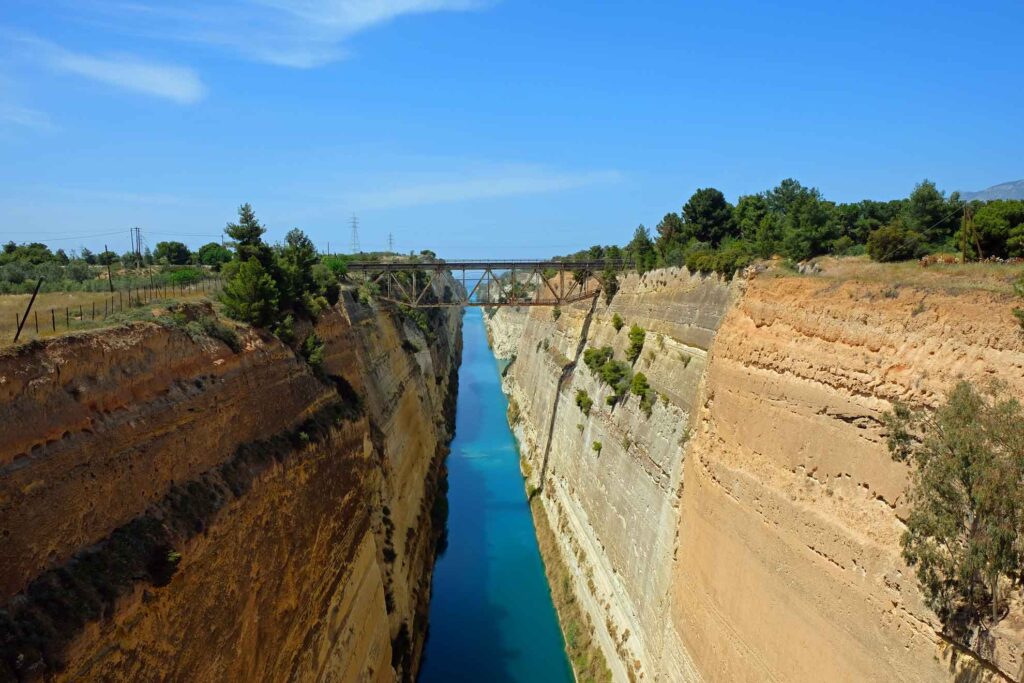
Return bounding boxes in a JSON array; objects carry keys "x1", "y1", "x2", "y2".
[
  {"x1": 104, "y1": 244, "x2": 114, "y2": 293},
  {"x1": 960, "y1": 204, "x2": 983, "y2": 263},
  {"x1": 350, "y1": 215, "x2": 361, "y2": 254}
]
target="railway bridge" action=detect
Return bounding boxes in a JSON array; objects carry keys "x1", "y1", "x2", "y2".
[{"x1": 346, "y1": 259, "x2": 630, "y2": 308}]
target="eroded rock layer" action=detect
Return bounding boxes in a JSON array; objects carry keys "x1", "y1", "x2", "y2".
[
  {"x1": 486, "y1": 267, "x2": 1024, "y2": 682},
  {"x1": 0, "y1": 291, "x2": 461, "y2": 682}
]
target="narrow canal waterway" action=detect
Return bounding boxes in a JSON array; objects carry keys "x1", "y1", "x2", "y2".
[{"x1": 419, "y1": 308, "x2": 573, "y2": 683}]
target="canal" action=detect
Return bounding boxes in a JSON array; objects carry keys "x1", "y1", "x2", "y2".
[{"x1": 419, "y1": 308, "x2": 573, "y2": 682}]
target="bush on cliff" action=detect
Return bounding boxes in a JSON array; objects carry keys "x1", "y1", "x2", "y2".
[
  {"x1": 885, "y1": 380, "x2": 1024, "y2": 639},
  {"x1": 611, "y1": 313, "x2": 623, "y2": 332},
  {"x1": 626, "y1": 324, "x2": 645, "y2": 363},
  {"x1": 583, "y1": 346, "x2": 613, "y2": 374},
  {"x1": 630, "y1": 372, "x2": 655, "y2": 417},
  {"x1": 575, "y1": 390, "x2": 593, "y2": 416}
]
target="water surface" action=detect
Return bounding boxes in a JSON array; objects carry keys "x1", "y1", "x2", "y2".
[{"x1": 419, "y1": 308, "x2": 572, "y2": 682}]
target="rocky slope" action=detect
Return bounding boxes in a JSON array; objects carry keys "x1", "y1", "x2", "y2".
[
  {"x1": 0, "y1": 289, "x2": 461, "y2": 682},
  {"x1": 486, "y1": 266, "x2": 1024, "y2": 682}
]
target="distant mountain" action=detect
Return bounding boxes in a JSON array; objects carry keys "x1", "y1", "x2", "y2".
[{"x1": 959, "y1": 180, "x2": 1024, "y2": 201}]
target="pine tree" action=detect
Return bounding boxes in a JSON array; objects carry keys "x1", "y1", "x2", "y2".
[{"x1": 221, "y1": 259, "x2": 279, "y2": 327}]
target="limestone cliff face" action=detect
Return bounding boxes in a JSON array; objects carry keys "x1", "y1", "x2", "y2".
[
  {"x1": 486, "y1": 267, "x2": 1024, "y2": 682},
  {"x1": 0, "y1": 291, "x2": 461, "y2": 682}
]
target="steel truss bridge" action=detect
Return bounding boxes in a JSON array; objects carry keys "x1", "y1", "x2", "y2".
[{"x1": 347, "y1": 259, "x2": 631, "y2": 308}]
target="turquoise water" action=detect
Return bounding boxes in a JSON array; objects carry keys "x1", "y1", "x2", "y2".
[{"x1": 418, "y1": 309, "x2": 573, "y2": 683}]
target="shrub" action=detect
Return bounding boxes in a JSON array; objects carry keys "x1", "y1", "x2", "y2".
[
  {"x1": 885, "y1": 381, "x2": 1024, "y2": 638},
  {"x1": 866, "y1": 220, "x2": 925, "y2": 262},
  {"x1": 630, "y1": 372, "x2": 651, "y2": 397},
  {"x1": 583, "y1": 346, "x2": 614, "y2": 374},
  {"x1": 626, "y1": 324, "x2": 645, "y2": 363},
  {"x1": 168, "y1": 267, "x2": 203, "y2": 285},
  {"x1": 601, "y1": 269, "x2": 618, "y2": 304},
  {"x1": 575, "y1": 390, "x2": 593, "y2": 416},
  {"x1": 611, "y1": 313, "x2": 623, "y2": 332},
  {"x1": 552, "y1": 306, "x2": 562, "y2": 321},
  {"x1": 684, "y1": 239, "x2": 753, "y2": 276},
  {"x1": 630, "y1": 372, "x2": 655, "y2": 418},
  {"x1": 591, "y1": 441, "x2": 602, "y2": 454},
  {"x1": 273, "y1": 313, "x2": 295, "y2": 344},
  {"x1": 301, "y1": 333, "x2": 326, "y2": 374}
]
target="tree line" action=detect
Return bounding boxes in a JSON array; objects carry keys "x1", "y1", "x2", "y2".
[{"x1": 563, "y1": 179, "x2": 1024, "y2": 275}]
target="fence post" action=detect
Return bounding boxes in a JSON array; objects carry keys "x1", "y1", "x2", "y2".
[
  {"x1": 35, "y1": 311, "x2": 39, "y2": 333},
  {"x1": 119, "y1": 291, "x2": 123, "y2": 311},
  {"x1": 92, "y1": 301, "x2": 96, "y2": 320},
  {"x1": 66, "y1": 307, "x2": 69, "y2": 328},
  {"x1": 51, "y1": 309, "x2": 56, "y2": 331}
]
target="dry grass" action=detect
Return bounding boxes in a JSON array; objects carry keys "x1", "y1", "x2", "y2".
[
  {"x1": 0, "y1": 283, "x2": 221, "y2": 347},
  {"x1": 766, "y1": 255, "x2": 1024, "y2": 295}
]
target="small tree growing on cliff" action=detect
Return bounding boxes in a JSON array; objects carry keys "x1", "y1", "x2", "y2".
[
  {"x1": 626, "y1": 324, "x2": 646, "y2": 363},
  {"x1": 885, "y1": 381, "x2": 1024, "y2": 639}
]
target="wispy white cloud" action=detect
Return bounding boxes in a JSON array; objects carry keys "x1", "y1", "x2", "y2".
[
  {"x1": 0, "y1": 101, "x2": 55, "y2": 131},
  {"x1": 6, "y1": 32, "x2": 204, "y2": 103},
  {"x1": 63, "y1": 0, "x2": 486, "y2": 68},
  {"x1": 351, "y1": 167, "x2": 623, "y2": 210}
]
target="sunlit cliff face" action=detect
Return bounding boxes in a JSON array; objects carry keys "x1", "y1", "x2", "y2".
[{"x1": 486, "y1": 266, "x2": 1024, "y2": 683}]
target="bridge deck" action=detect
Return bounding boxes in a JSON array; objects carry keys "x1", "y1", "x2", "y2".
[
  {"x1": 346, "y1": 259, "x2": 630, "y2": 271},
  {"x1": 346, "y1": 259, "x2": 630, "y2": 307}
]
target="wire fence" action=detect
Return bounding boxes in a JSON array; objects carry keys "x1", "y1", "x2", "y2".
[{"x1": 3, "y1": 277, "x2": 223, "y2": 345}]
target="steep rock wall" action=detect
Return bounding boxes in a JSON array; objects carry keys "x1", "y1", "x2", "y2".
[
  {"x1": 488, "y1": 269, "x2": 733, "y2": 681},
  {"x1": 0, "y1": 291, "x2": 461, "y2": 682},
  {"x1": 487, "y1": 267, "x2": 1024, "y2": 682}
]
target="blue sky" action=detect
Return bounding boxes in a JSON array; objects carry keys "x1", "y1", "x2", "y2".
[{"x1": 1, "y1": 1, "x2": 1021, "y2": 258}]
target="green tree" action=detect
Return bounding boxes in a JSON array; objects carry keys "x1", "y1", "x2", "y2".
[
  {"x1": 276, "y1": 228, "x2": 319, "y2": 311},
  {"x1": 885, "y1": 381, "x2": 1024, "y2": 637},
  {"x1": 683, "y1": 188, "x2": 737, "y2": 246},
  {"x1": 153, "y1": 241, "x2": 192, "y2": 265},
  {"x1": 780, "y1": 193, "x2": 837, "y2": 261},
  {"x1": 903, "y1": 180, "x2": 957, "y2": 246},
  {"x1": 626, "y1": 225, "x2": 656, "y2": 273},
  {"x1": 866, "y1": 219, "x2": 925, "y2": 262},
  {"x1": 226, "y1": 203, "x2": 273, "y2": 269},
  {"x1": 734, "y1": 194, "x2": 769, "y2": 244},
  {"x1": 80, "y1": 247, "x2": 96, "y2": 265},
  {"x1": 971, "y1": 200, "x2": 1024, "y2": 258},
  {"x1": 195, "y1": 242, "x2": 233, "y2": 269},
  {"x1": 220, "y1": 259, "x2": 279, "y2": 327},
  {"x1": 654, "y1": 212, "x2": 687, "y2": 265},
  {"x1": 626, "y1": 324, "x2": 645, "y2": 363}
]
